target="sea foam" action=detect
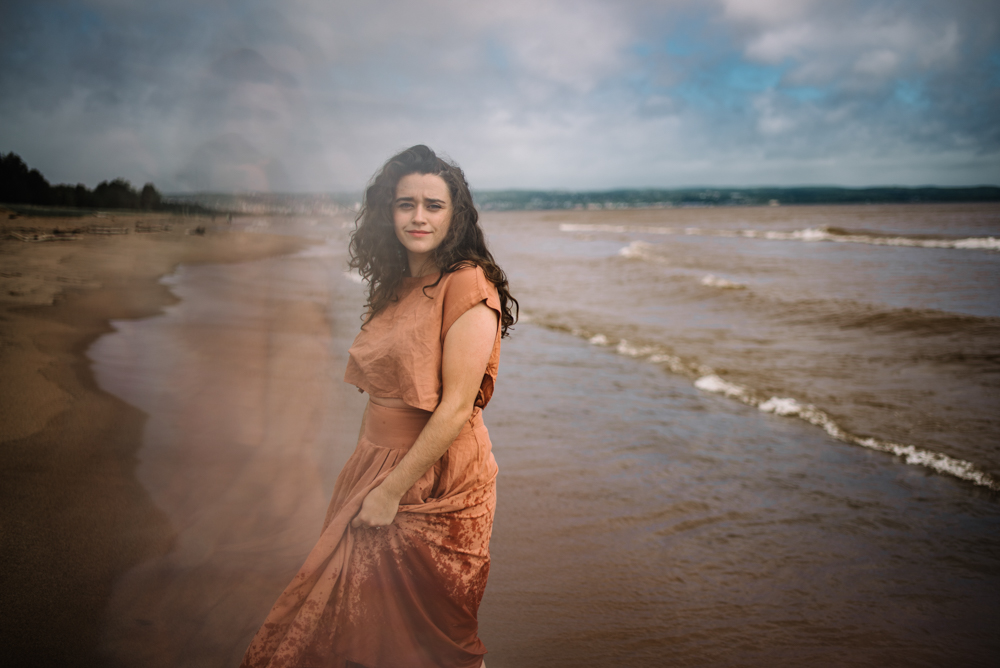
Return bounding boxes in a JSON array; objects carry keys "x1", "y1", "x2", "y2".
[
  {"x1": 700, "y1": 275, "x2": 745, "y2": 289},
  {"x1": 568, "y1": 327, "x2": 1000, "y2": 491},
  {"x1": 563, "y1": 223, "x2": 1000, "y2": 252}
]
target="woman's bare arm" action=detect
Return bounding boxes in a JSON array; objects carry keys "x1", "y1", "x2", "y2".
[
  {"x1": 350, "y1": 301, "x2": 499, "y2": 528},
  {"x1": 356, "y1": 402, "x2": 369, "y2": 441}
]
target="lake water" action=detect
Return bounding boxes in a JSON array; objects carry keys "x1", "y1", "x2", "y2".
[{"x1": 92, "y1": 203, "x2": 1000, "y2": 666}]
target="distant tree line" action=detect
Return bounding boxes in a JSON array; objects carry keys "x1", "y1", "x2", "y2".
[
  {"x1": 1, "y1": 152, "x2": 163, "y2": 210},
  {"x1": 474, "y1": 185, "x2": 1000, "y2": 211}
]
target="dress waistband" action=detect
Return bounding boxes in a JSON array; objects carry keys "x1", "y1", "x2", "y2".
[
  {"x1": 364, "y1": 402, "x2": 432, "y2": 449},
  {"x1": 363, "y1": 401, "x2": 483, "y2": 450}
]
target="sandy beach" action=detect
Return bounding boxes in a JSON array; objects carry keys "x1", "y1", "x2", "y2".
[{"x1": 0, "y1": 209, "x2": 310, "y2": 667}]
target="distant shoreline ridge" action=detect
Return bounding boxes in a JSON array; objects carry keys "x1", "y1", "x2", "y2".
[
  {"x1": 470, "y1": 185, "x2": 1000, "y2": 210},
  {"x1": 160, "y1": 185, "x2": 1000, "y2": 215}
]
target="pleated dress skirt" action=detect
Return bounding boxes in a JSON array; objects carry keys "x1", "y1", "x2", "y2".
[{"x1": 240, "y1": 402, "x2": 499, "y2": 668}]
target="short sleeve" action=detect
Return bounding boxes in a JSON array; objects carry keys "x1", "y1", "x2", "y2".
[{"x1": 441, "y1": 265, "x2": 501, "y2": 341}]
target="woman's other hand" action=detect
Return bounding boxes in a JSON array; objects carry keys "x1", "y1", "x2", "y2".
[{"x1": 351, "y1": 484, "x2": 401, "y2": 529}]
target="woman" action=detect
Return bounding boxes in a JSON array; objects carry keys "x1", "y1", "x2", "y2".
[{"x1": 241, "y1": 145, "x2": 517, "y2": 668}]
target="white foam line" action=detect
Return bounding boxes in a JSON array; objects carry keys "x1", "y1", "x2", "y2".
[
  {"x1": 584, "y1": 334, "x2": 705, "y2": 375},
  {"x1": 745, "y1": 228, "x2": 1000, "y2": 250},
  {"x1": 694, "y1": 374, "x2": 754, "y2": 402},
  {"x1": 700, "y1": 376, "x2": 1000, "y2": 491},
  {"x1": 618, "y1": 240, "x2": 653, "y2": 257},
  {"x1": 562, "y1": 223, "x2": 1000, "y2": 252},
  {"x1": 575, "y1": 328, "x2": 999, "y2": 491},
  {"x1": 621, "y1": 244, "x2": 747, "y2": 289},
  {"x1": 616, "y1": 339, "x2": 658, "y2": 357},
  {"x1": 700, "y1": 274, "x2": 745, "y2": 289},
  {"x1": 618, "y1": 241, "x2": 672, "y2": 265},
  {"x1": 647, "y1": 353, "x2": 694, "y2": 375}
]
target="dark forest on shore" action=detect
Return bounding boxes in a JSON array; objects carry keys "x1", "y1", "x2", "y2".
[
  {"x1": 0, "y1": 153, "x2": 208, "y2": 215},
  {"x1": 0, "y1": 152, "x2": 164, "y2": 210}
]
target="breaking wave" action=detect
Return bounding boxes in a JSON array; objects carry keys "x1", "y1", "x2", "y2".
[
  {"x1": 563, "y1": 223, "x2": 1000, "y2": 252},
  {"x1": 545, "y1": 321, "x2": 1000, "y2": 491},
  {"x1": 616, "y1": 239, "x2": 1000, "y2": 335},
  {"x1": 772, "y1": 299, "x2": 1000, "y2": 337},
  {"x1": 700, "y1": 275, "x2": 745, "y2": 289},
  {"x1": 618, "y1": 242, "x2": 745, "y2": 289}
]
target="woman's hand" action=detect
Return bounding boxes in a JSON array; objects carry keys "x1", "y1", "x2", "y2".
[{"x1": 351, "y1": 484, "x2": 401, "y2": 529}]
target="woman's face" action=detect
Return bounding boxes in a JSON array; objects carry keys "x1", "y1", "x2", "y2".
[{"x1": 393, "y1": 172, "x2": 452, "y2": 275}]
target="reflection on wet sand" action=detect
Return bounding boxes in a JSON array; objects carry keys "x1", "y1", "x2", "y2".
[
  {"x1": 0, "y1": 212, "x2": 312, "y2": 666},
  {"x1": 93, "y1": 253, "x2": 366, "y2": 666}
]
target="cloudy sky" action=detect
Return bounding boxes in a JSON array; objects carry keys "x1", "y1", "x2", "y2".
[{"x1": 1, "y1": 0, "x2": 998, "y2": 192}]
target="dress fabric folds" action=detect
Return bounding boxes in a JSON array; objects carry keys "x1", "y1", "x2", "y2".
[
  {"x1": 242, "y1": 265, "x2": 502, "y2": 668},
  {"x1": 240, "y1": 402, "x2": 499, "y2": 668},
  {"x1": 343, "y1": 266, "x2": 503, "y2": 412}
]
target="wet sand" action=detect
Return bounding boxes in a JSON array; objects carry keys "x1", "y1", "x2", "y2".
[
  {"x1": 0, "y1": 210, "x2": 310, "y2": 667},
  {"x1": 91, "y1": 247, "x2": 367, "y2": 666}
]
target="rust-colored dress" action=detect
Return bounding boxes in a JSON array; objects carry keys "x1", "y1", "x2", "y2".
[{"x1": 241, "y1": 265, "x2": 502, "y2": 668}]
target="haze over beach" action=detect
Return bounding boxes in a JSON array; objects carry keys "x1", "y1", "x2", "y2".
[{"x1": 2, "y1": 1, "x2": 1000, "y2": 667}]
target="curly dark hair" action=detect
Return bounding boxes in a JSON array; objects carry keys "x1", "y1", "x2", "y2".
[{"x1": 348, "y1": 144, "x2": 518, "y2": 337}]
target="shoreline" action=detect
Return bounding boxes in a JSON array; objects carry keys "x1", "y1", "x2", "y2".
[{"x1": 0, "y1": 210, "x2": 311, "y2": 666}]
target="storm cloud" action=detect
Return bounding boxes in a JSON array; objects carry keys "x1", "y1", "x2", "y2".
[{"x1": 1, "y1": 0, "x2": 997, "y2": 192}]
